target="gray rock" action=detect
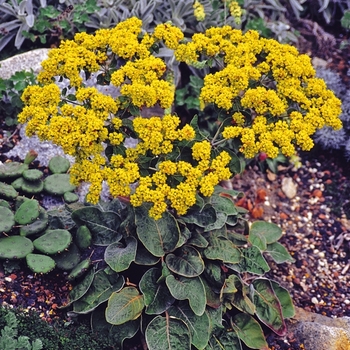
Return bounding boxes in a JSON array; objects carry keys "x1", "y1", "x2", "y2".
[
  {"x1": 287, "y1": 307, "x2": 350, "y2": 350},
  {"x1": 0, "y1": 48, "x2": 50, "y2": 79}
]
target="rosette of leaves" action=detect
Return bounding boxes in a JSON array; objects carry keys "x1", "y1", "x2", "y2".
[
  {"x1": 67, "y1": 188, "x2": 295, "y2": 350},
  {"x1": 0, "y1": 0, "x2": 37, "y2": 51}
]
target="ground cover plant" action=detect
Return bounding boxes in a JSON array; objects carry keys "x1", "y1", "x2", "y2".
[{"x1": 8, "y1": 15, "x2": 343, "y2": 349}]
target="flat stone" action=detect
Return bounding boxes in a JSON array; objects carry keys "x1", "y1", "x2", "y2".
[
  {"x1": 287, "y1": 307, "x2": 350, "y2": 350},
  {"x1": 0, "y1": 48, "x2": 50, "y2": 79}
]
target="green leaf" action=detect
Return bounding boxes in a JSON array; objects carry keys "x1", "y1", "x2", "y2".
[
  {"x1": 231, "y1": 313, "x2": 268, "y2": 350},
  {"x1": 203, "y1": 261, "x2": 224, "y2": 288},
  {"x1": 168, "y1": 302, "x2": 210, "y2": 350},
  {"x1": 208, "y1": 195, "x2": 238, "y2": 216},
  {"x1": 249, "y1": 221, "x2": 282, "y2": 247},
  {"x1": 224, "y1": 274, "x2": 255, "y2": 315},
  {"x1": 238, "y1": 246, "x2": 270, "y2": 274},
  {"x1": 265, "y1": 242, "x2": 295, "y2": 263},
  {"x1": 91, "y1": 305, "x2": 139, "y2": 348},
  {"x1": 72, "y1": 270, "x2": 124, "y2": 314},
  {"x1": 166, "y1": 245, "x2": 205, "y2": 277},
  {"x1": 204, "y1": 211, "x2": 227, "y2": 231},
  {"x1": 109, "y1": 320, "x2": 140, "y2": 348},
  {"x1": 341, "y1": 11, "x2": 350, "y2": 29},
  {"x1": 182, "y1": 204, "x2": 217, "y2": 227},
  {"x1": 145, "y1": 315, "x2": 191, "y2": 350},
  {"x1": 227, "y1": 232, "x2": 248, "y2": 246},
  {"x1": 105, "y1": 237, "x2": 137, "y2": 272},
  {"x1": 204, "y1": 234, "x2": 241, "y2": 264},
  {"x1": 134, "y1": 245, "x2": 160, "y2": 266},
  {"x1": 252, "y1": 278, "x2": 286, "y2": 336},
  {"x1": 206, "y1": 329, "x2": 242, "y2": 350},
  {"x1": 139, "y1": 268, "x2": 175, "y2": 315},
  {"x1": 221, "y1": 274, "x2": 238, "y2": 295},
  {"x1": 135, "y1": 206, "x2": 180, "y2": 257},
  {"x1": 200, "y1": 276, "x2": 222, "y2": 309},
  {"x1": 271, "y1": 281, "x2": 295, "y2": 319},
  {"x1": 67, "y1": 268, "x2": 95, "y2": 305},
  {"x1": 71, "y1": 207, "x2": 122, "y2": 245},
  {"x1": 106, "y1": 287, "x2": 144, "y2": 325},
  {"x1": 166, "y1": 275, "x2": 206, "y2": 316},
  {"x1": 187, "y1": 230, "x2": 209, "y2": 248}
]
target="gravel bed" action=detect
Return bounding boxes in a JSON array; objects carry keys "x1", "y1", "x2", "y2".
[{"x1": 231, "y1": 151, "x2": 350, "y2": 348}]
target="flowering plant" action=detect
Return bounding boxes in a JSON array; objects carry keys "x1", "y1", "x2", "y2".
[
  {"x1": 18, "y1": 17, "x2": 342, "y2": 349},
  {"x1": 18, "y1": 17, "x2": 342, "y2": 220}
]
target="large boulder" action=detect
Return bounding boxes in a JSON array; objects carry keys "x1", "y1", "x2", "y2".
[{"x1": 0, "y1": 48, "x2": 50, "y2": 79}]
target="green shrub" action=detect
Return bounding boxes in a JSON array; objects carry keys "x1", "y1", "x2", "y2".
[{"x1": 0, "y1": 307, "x2": 113, "y2": 350}]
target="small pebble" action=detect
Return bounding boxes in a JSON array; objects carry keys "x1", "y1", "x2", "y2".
[{"x1": 311, "y1": 297, "x2": 319, "y2": 304}]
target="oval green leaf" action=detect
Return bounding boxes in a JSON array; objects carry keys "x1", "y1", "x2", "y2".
[
  {"x1": 67, "y1": 268, "x2": 95, "y2": 305},
  {"x1": 209, "y1": 195, "x2": 238, "y2": 216},
  {"x1": 135, "y1": 206, "x2": 180, "y2": 257},
  {"x1": 249, "y1": 221, "x2": 282, "y2": 245},
  {"x1": 145, "y1": 315, "x2": 191, "y2": 350},
  {"x1": 105, "y1": 237, "x2": 137, "y2": 272},
  {"x1": 106, "y1": 286, "x2": 144, "y2": 325},
  {"x1": 166, "y1": 245, "x2": 204, "y2": 277},
  {"x1": 238, "y1": 246, "x2": 270, "y2": 275},
  {"x1": 204, "y1": 235, "x2": 241, "y2": 264},
  {"x1": 265, "y1": 242, "x2": 295, "y2": 264},
  {"x1": 271, "y1": 281, "x2": 295, "y2": 319},
  {"x1": 91, "y1": 305, "x2": 139, "y2": 348},
  {"x1": 166, "y1": 275, "x2": 206, "y2": 316},
  {"x1": 231, "y1": 313, "x2": 268, "y2": 350}
]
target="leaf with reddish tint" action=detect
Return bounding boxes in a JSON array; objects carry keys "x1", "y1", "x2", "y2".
[{"x1": 252, "y1": 278, "x2": 286, "y2": 336}]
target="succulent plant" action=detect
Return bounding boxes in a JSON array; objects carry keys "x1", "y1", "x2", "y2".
[
  {"x1": 0, "y1": 206, "x2": 15, "y2": 233},
  {"x1": 63, "y1": 192, "x2": 79, "y2": 204},
  {"x1": 0, "y1": 162, "x2": 28, "y2": 180},
  {"x1": 75, "y1": 225, "x2": 92, "y2": 250},
  {"x1": 19, "y1": 207, "x2": 49, "y2": 237},
  {"x1": 48, "y1": 155, "x2": 71, "y2": 174},
  {"x1": 0, "y1": 236, "x2": 34, "y2": 259},
  {"x1": 12, "y1": 176, "x2": 44, "y2": 194},
  {"x1": 26, "y1": 253, "x2": 56, "y2": 274},
  {"x1": 33, "y1": 229, "x2": 72, "y2": 255},
  {"x1": 0, "y1": 182, "x2": 19, "y2": 200},
  {"x1": 67, "y1": 258, "x2": 92, "y2": 281},
  {"x1": 0, "y1": 199, "x2": 11, "y2": 209},
  {"x1": 43, "y1": 173, "x2": 76, "y2": 196},
  {"x1": 22, "y1": 169, "x2": 43, "y2": 182},
  {"x1": 14, "y1": 198, "x2": 40, "y2": 225},
  {"x1": 54, "y1": 243, "x2": 81, "y2": 271}
]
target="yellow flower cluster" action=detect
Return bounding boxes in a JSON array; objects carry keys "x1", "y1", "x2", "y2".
[
  {"x1": 174, "y1": 26, "x2": 342, "y2": 159},
  {"x1": 224, "y1": 0, "x2": 242, "y2": 24},
  {"x1": 193, "y1": 1, "x2": 206, "y2": 21},
  {"x1": 130, "y1": 141, "x2": 232, "y2": 219},
  {"x1": 132, "y1": 115, "x2": 195, "y2": 155},
  {"x1": 111, "y1": 56, "x2": 174, "y2": 109},
  {"x1": 153, "y1": 23, "x2": 184, "y2": 50}
]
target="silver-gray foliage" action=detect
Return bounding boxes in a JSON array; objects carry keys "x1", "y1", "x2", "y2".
[{"x1": 313, "y1": 67, "x2": 350, "y2": 161}]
